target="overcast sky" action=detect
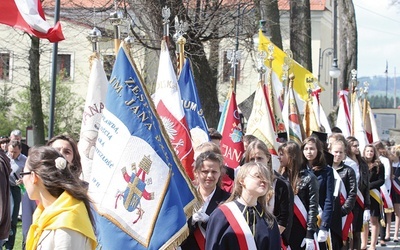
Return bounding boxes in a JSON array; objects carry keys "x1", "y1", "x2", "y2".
[{"x1": 353, "y1": 0, "x2": 400, "y2": 77}]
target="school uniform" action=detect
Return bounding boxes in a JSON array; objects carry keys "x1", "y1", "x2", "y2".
[
  {"x1": 369, "y1": 164, "x2": 385, "y2": 217},
  {"x1": 181, "y1": 187, "x2": 230, "y2": 250},
  {"x1": 205, "y1": 201, "x2": 280, "y2": 250},
  {"x1": 308, "y1": 165, "x2": 334, "y2": 250},
  {"x1": 391, "y1": 161, "x2": 400, "y2": 203},
  {"x1": 273, "y1": 172, "x2": 294, "y2": 246},
  {"x1": 331, "y1": 163, "x2": 357, "y2": 250},
  {"x1": 288, "y1": 169, "x2": 319, "y2": 249}
]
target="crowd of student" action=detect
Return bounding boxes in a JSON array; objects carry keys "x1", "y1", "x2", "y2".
[
  {"x1": 181, "y1": 128, "x2": 400, "y2": 250},
  {"x1": 1, "y1": 127, "x2": 400, "y2": 250}
]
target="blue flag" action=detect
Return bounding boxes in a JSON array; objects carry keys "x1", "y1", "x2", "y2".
[
  {"x1": 89, "y1": 43, "x2": 196, "y2": 250},
  {"x1": 178, "y1": 59, "x2": 209, "y2": 148}
]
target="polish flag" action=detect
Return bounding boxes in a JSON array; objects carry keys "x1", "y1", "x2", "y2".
[
  {"x1": 336, "y1": 90, "x2": 351, "y2": 138},
  {"x1": 0, "y1": 0, "x2": 64, "y2": 42},
  {"x1": 153, "y1": 41, "x2": 195, "y2": 180}
]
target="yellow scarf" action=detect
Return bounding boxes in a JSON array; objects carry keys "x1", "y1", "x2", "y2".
[{"x1": 26, "y1": 191, "x2": 97, "y2": 250}]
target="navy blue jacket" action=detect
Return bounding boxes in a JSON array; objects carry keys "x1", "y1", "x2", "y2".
[
  {"x1": 205, "y1": 201, "x2": 280, "y2": 250},
  {"x1": 311, "y1": 165, "x2": 334, "y2": 231}
]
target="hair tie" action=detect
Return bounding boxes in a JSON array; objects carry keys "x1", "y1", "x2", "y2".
[{"x1": 55, "y1": 157, "x2": 67, "y2": 170}]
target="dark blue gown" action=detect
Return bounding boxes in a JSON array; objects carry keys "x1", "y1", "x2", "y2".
[{"x1": 205, "y1": 200, "x2": 280, "y2": 250}]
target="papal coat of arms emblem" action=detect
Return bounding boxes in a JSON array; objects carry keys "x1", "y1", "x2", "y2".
[{"x1": 115, "y1": 155, "x2": 155, "y2": 224}]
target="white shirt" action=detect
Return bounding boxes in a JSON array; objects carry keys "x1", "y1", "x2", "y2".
[
  {"x1": 36, "y1": 228, "x2": 93, "y2": 250},
  {"x1": 344, "y1": 156, "x2": 359, "y2": 185},
  {"x1": 380, "y1": 155, "x2": 391, "y2": 191}
]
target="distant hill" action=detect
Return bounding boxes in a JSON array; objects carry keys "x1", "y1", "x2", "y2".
[
  {"x1": 358, "y1": 76, "x2": 399, "y2": 94},
  {"x1": 358, "y1": 76, "x2": 400, "y2": 108}
]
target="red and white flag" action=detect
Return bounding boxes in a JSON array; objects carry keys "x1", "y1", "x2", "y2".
[
  {"x1": 311, "y1": 88, "x2": 331, "y2": 133},
  {"x1": 336, "y1": 90, "x2": 351, "y2": 138},
  {"x1": 351, "y1": 95, "x2": 368, "y2": 152},
  {"x1": 364, "y1": 100, "x2": 380, "y2": 143},
  {"x1": 153, "y1": 41, "x2": 194, "y2": 180},
  {"x1": 282, "y1": 83, "x2": 305, "y2": 146},
  {"x1": 0, "y1": 0, "x2": 64, "y2": 42},
  {"x1": 265, "y1": 69, "x2": 286, "y2": 134}
]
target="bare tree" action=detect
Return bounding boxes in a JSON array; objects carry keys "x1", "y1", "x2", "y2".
[
  {"x1": 338, "y1": 0, "x2": 357, "y2": 90},
  {"x1": 28, "y1": 36, "x2": 46, "y2": 145},
  {"x1": 289, "y1": 0, "x2": 312, "y2": 71},
  {"x1": 260, "y1": 0, "x2": 283, "y2": 49},
  {"x1": 120, "y1": 0, "x2": 249, "y2": 127}
]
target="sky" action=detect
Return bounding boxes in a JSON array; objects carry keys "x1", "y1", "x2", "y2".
[{"x1": 353, "y1": 0, "x2": 400, "y2": 77}]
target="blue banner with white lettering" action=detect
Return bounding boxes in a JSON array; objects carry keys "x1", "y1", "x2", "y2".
[
  {"x1": 89, "y1": 43, "x2": 196, "y2": 250},
  {"x1": 178, "y1": 59, "x2": 209, "y2": 147}
]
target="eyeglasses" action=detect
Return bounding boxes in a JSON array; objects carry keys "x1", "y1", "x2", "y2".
[
  {"x1": 19, "y1": 171, "x2": 32, "y2": 178},
  {"x1": 247, "y1": 173, "x2": 267, "y2": 183}
]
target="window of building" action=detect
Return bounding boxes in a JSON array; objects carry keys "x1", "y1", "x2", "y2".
[
  {"x1": 0, "y1": 52, "x2": 11, "y2": 80},
  {"x1": 103, "y1": 54, "x2": 115, "y2": 80},
  {"x1": 57, "y1": 54, "x2": 72, "y2": 80},
  {"x1": 222, "y1": 50, "x2": 241, "y2": 83}
]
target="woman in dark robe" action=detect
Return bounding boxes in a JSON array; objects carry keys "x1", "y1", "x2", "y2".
[{"x1": 205, "y1": 162, "x2": 280, "y2": 249}]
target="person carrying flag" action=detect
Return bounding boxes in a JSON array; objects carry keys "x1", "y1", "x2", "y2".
[{"x1": 181, "y1": 151, "x2": 230, "y2": 250}]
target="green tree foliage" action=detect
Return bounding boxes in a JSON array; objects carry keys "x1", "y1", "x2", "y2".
[
  {"x1": 368, "y1": 95, "x2": 400, "y2": 109},
  {"x1": 0, "y1": 83, "x2": 18, "y2": 136},
  {"x1": 13, "y1": 77, "x2": 84, "y2": 141}
]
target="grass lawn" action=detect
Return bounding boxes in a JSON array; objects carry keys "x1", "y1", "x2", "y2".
[{"x1": 10, "y1": 221, "x2": 23, "y2": 250}]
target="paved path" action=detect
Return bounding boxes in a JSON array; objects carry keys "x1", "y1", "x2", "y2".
[{"x1": 374, "y1": 222, "x2": 400, "y2": 250}]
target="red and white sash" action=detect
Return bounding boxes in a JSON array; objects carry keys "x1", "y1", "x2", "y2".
[
  {"x1": 294, "y1": 195, "x2": 307, "y2": 229},
  {"x1": 392, "y1": 178, "x2": 400, "y2": 195},
  {"x1": 219, "y1": 202, "x2": 257, "y2": 250},
  {"x1": 380, "y1": 186, "x2": 394, "y2": 211},
  {"x1": 332, "y1": 169, "x2": 353, "y2": 241},
  {"x1": 356, "y1": 188, "x2": 365, "y2": 209},
  {"x1": 293, "y1": 195, "x2": 320, "y2": 250}
]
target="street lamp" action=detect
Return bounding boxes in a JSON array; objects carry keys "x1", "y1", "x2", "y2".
[
  {"x1": 331, "y1": 0, "x2": 340, "y2": 106},
  {"x1": 317, "y1": 48, "x2": 340, "y2": 108},
  {"x1": 88, "y1": 27, "x2": 102, "y2": 52},
  {"x1": 329, "y1": 58, "x2": 341, "y2": 78},
  {"x1": 317, "y1": 48, "x2": 333, "y2": 83}
]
